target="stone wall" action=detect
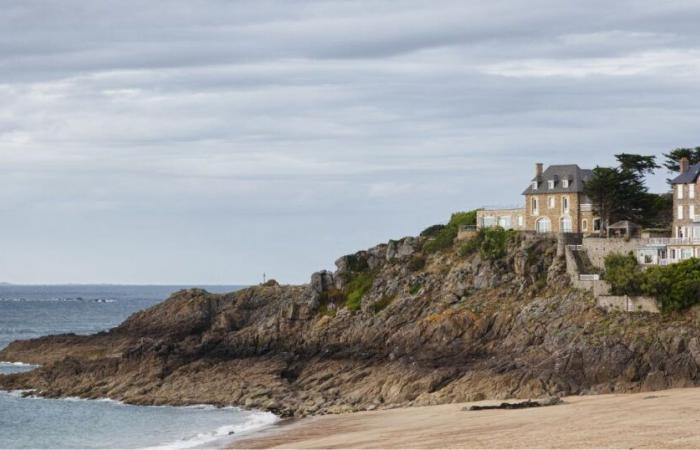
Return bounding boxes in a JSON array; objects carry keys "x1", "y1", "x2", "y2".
[
  {"x1": 564, "y1": 244, "x2": 610, "y2": 296},
  {"x1": 597, "y1": 295, "x2": 659, "y2": 313},
  {"x1": 476, "y1": 208, "x2": 527, "y2": 230},
  {"x1": 581, "y1": 237, "x2": 641, "y2": 269}
]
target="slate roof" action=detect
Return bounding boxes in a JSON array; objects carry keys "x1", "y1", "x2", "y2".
[
  {"x1": 670, "y1": 163, "x2": 700, "y2": 185},
  {"x1": 521, "y1": 164, "x2": 593, "y2": 196}
]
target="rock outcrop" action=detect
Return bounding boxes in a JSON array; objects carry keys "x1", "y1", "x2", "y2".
[{"x1": 2, "y1": 231, "x2": 700, "y2": 417}]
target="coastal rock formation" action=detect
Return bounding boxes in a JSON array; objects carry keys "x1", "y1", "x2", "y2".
[{"x1": 3, "y1": 231, "x2": 700, "y2": 417}]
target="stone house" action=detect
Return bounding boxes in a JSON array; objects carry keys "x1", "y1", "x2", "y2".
[
  {"x1": 477, "y1": 162, "x2": 602, "y2": 235},
  {"x1": 667, "y1": 157, "x2": 700, "y2": 261},
  {"x1": 522, "y1": 163, "x2": 600, "y2": 234}
]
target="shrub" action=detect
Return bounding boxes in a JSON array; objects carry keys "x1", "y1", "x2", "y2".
[
  {"x1": 459, "y1": 230, "x2": 484, "y2": 257},
  {"x1": 423, "y1": 210, "x2": 478, "y2": 254},
  {"x1": 479, "y1": 227, "x2": 515, "y2": 261},
  {"x1": 641, "y1": 258, "x2": 700, "y2": 312},
  {"x1": 420, "y1": 224, "x2": 445, "y2": 237},
  {"x1": 604, "y1": 252, "x2": 642, "y2": 296},
  {"x1": 345, "y1": 271, "x2": 376, "y2": 311}
]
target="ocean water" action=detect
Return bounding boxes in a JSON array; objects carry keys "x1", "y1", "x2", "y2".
[{"x1": 0, "y1": 285, "x2": 278, "y2": 449}]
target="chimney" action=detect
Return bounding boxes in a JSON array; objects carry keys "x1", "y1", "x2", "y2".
[
  {"x1": 681, "y1": 157, "x2": 690, "y2": 174},
  {"x1": 535, "y1": 163, "x2": 543, "y2": 178}
]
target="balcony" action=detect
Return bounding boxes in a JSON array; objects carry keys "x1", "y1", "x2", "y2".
[{"x1": 646, "y1": 237, "x2": 700, "y2": 246}]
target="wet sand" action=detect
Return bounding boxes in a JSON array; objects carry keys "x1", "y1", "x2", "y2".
[{"x1": 230, "y1": 388, "x2": 700, "y2": 449}]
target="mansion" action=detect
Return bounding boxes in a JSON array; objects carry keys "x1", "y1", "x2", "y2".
[
  {"x1": 477, "y1": 163, "x2": 601, "y2": 235},
  {"x1": 477, "y1": 157, "x2": 700, "y2": 266}
]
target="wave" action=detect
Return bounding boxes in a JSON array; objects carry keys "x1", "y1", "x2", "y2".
[
  {"x1": 0, "y1": 361, "x2": 38, "y2": 368},
  {"x1": 146, "y1": 410, "x2": 279, "y2": 450}
]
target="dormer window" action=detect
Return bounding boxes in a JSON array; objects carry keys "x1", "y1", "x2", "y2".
[
  {"x1": 562, "y1": 179, "x2": 569, "y2": 188},
  {"x1": 532, "y1": 181, "x2": 538, "y2": 190},
  {"x1": 547, "y1": 180, "x2": 555, "y2": 189}
]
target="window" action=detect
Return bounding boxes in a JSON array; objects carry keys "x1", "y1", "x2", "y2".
[
  {"x1": 536, "y1": 217, "x2": 551, "y2": 233},
  {"x1": 548, "y1": 196, "x2": 555, "y2": 209},
  {"x1": 582, "y1": 219, "x2": 588, "y2": 231},
  {"x1": 691, "y1": 184, "x2": 696, "y2": 199},
  {"x1": 517, "y1": 216, "x2": 524, "y2": 227},
  {"x1": 532, "y1": 198, "x2": 538, "y2": 213},
  {"x1": 671, "y1": 249, "x2": 677, "y2": 260},
  {"x1": 678, "y1": 205, "x2": 684, "y2": 219},
  {"x1": 562, "y1": 179, "x2": 569, "y2": 188},
  {"x1": 682, "y1": 248, "x2": 693, "y2": 260},
  {"x1": 593, "y1": 219, "x2": 601, "y2": 231},
  {"x1": 560, "y1": 216, "x2": 572, "y2": 232},
  {"x1": 691, "y1": 205, "x2": 696, "y2": 220},
  {"x1": 678, "y1": 184, "x2": 684, "y2": 199},
  {"x1": 548, "y1": 180, "x2": 555, "y2": 189},
  {"x1": 532, "y1": 181, "x2": 538, "y2": 190},
  {"x1": 562, "y1": 196, "x2": 569, "y2": 212}
]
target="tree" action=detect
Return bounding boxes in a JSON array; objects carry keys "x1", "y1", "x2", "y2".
[
  {"x1": 584, "y1": 166, "x2": 621, "y2": 230},
  {"x1": 584, "y1": 153, "x2": 659, "y2": 230},
  {"x1": 604, "y1": 252, "x2": 642, "y2": 296},
  {"x1": 663, "y1": 147, "x2": 700, "y2": 174}
]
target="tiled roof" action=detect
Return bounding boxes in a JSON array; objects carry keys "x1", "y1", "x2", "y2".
[
  {"x1": 521, "y1": 164, "x2": 593, "y2": 195},
  {"x1": 670, "y1": 163, "x2": 700, "y2": 185}
]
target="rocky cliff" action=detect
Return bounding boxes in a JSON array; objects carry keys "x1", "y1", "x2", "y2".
[{"x1": 2, "y1": 230, "x2": 700, "y2": 417}]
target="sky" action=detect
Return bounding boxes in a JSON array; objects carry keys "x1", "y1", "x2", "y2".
[{"x1": 1, "y1": 0, "x2": 700, "y2": 284}]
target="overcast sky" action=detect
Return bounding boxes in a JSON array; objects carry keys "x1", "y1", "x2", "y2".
[{"x1": 2, "y1": 0, "x2": 699, "y2": 284}]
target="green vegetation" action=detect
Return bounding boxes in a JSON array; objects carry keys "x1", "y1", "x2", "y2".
[
  {"x1": 409, "y1": 282, "x2": 422, "y2": 295},
  {"x1": 480, "y1": 227, "x2": 515, "y2": 260},
  {"x1": 642, "y1": 259, "x2": 700, "y2": 313},
  {"x1": 420, "y1": 224, "x2": 446, "y2": 237},
  {"x1": 345, "y1": 271, "x2": 376, "y2": 311},
  {"x1": 458, "y1": 227, "x2": 516, "y2": 261},
  {"x1": 422, "y1": 210, "x2": 477, "y2": 254},
  {"x1": 584, "y1": 153, "x2": 670, "y2": 229},
  {"x1": 603, "y1": 253, "x2": 642, "y2": 296},
  {"x1": 663, "y1": 146, "x2": 700, "y2": 174},
  {"x1": 604, "y1": 254, "x2": 700, "y2": 313}
]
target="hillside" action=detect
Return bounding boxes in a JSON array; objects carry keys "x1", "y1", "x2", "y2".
[{"x1": 2, "y1": 225, "x2": 700, "y2": 417}]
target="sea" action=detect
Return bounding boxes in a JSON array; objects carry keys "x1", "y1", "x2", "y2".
[{"x1": 0, "y1": 285, "x2": 279, "y2": 449}]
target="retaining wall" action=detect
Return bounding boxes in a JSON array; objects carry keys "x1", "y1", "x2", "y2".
[
  {"x1": 582, "y1": 237, "x2": 641, "y2": 269},
  {"x1": 597, "y1": 295, "x2": 659, "y2": 313}
]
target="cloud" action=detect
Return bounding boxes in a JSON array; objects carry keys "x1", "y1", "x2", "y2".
[{"x1": 1, "y1": 0, "x2": 700, "y2": 283}]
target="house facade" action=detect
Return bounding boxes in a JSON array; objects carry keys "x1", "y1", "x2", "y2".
[
  {"x1": 521, "y1": 163, "x2": 600, "y2": 234},
  {"x1": 477, "y1": 162, "x2": 602, "y2": 234},
  {"x1": 667, "y1": 157, "x2": 700, "y2": 261}
]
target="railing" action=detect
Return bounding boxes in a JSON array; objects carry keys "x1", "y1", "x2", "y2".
[
  {"x1": 459, "y1": 225, "x2": 478, "y2": 232},
  {"x1": 567, "y1": 244, "x2": 584, "y2": 251},
  {"x1": 646, "y1": 237, "x2": 700, "y2": 246},
  {"x1": 479, "y1": 204, "x2": 524, "y2": 211}
]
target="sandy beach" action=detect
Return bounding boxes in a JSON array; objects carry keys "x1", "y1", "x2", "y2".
[{"x1": 230, "y1": 388, "x2": 700, "y2": 449}]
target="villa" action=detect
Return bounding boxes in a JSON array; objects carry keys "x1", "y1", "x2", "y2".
[
  {"x1": 477, "y1": 163, "x2": 601, "y2": 234},
  {"x1": 476, "y1": 158, "x2": 700, "y2": 268}
]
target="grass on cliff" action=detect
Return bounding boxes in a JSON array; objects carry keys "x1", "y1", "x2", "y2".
[
  {"x1": 345, "y1": 271, "x2": 376, "y2": 311},
  {"x1": 459, "y1": 227, "x2": 516, "y2": 261},
  {"x1": 422, "y1": 210, "x2": 477, "y2": 254}
]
